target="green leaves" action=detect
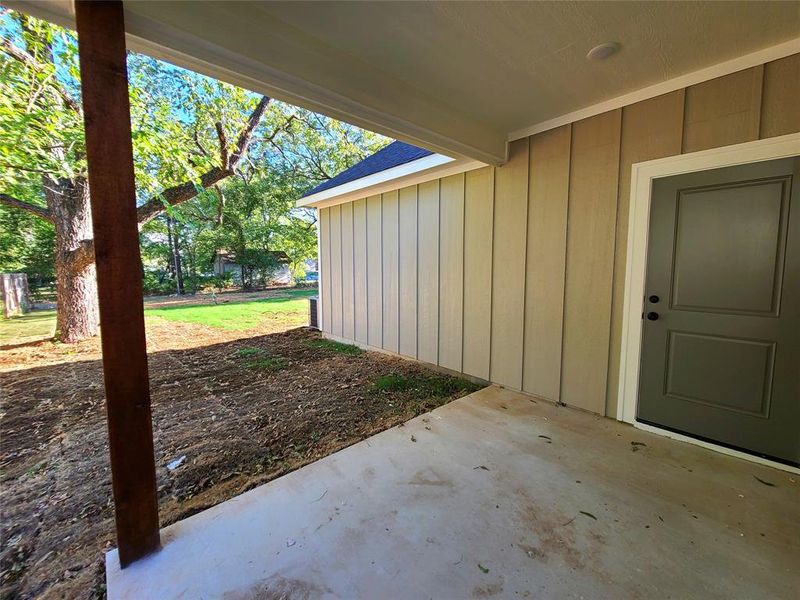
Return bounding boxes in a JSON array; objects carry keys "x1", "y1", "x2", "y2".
[{"x1": 1, "y1": 8, "x2": 388, "y2": 289}]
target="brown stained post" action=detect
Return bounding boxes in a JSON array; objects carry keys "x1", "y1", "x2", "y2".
[{"x1": 74, "y1": 0, "x2": 160, "y2": 567}]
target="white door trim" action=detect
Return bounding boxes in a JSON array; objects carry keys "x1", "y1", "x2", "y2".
[{"x1": 617, "y1": 132, "x2": 800, "y2": 472}]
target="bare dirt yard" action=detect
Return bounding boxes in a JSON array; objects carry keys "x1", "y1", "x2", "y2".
[{"x1": 0, "y1": 293, "x2": 481, "y2": 599}]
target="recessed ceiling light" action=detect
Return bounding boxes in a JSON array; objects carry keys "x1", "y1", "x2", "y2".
[{"x1": 587, "y1": 42, "x2": 621, "y2": 61}]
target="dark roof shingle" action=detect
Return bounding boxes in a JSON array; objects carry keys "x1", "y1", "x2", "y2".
[{"x1": 303, "y1": 141, "x2": 433, "y2": 198}]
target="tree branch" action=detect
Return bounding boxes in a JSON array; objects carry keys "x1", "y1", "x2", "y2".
[
  {"x1": 262, "y1": 114, "x2": 296, "y2": 145},
  {"x1": 136, "y1": 96, "x2": 271, "y2": 226},
  {"x1": 0, "y1": 160, "x2": 59, "y2": 175},
  {"x1": 229, "y1": 96, "x2": 271, "y2": 168},
  {"x1": 192, "y1": 126, "x2": 210, "y2": 157},
  {"x1": 0, "y1": 38, "x2": 82, "y2": 114},
  {"x1": 0, "y1": 192, "x2": 53, "y2": 222},
  {"x1": 136, "y1": 167, "x2": 230, "y2": 226},
  {"x1": 215, "y1": 121, "x2": 229, "y2": 168}
]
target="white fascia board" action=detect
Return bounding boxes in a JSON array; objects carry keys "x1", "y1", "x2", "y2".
[
  {"x1": 297, "y1": 155, "x2": 486, "y2": 209},
  {"x1": 509, "y1": 37, "x2": 800, "y2": 141}
]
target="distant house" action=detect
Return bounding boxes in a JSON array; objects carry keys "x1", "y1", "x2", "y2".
[
  {"x1": 303, "y1": 258, "x2": 319, "y2": 282},
  {"x1": 213, "y1": 250, "x2": 292, "y2": 285}
]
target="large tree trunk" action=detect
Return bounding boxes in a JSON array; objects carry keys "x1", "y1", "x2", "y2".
[
  {"x1": 0, "y1": 94, "x2": 271, "y2": 342},
  {"x1": 47, "y1": 177, "x2": 99, "y2": 342}
]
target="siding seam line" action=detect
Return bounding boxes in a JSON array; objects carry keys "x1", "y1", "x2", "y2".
[
  {"x1": 397, "y1": 194, "x2": 401, "y2": 353},
  {"x1": 597, "y1": 111, "x2": 622, "y2": 414},
  {"x1": 558, "y1": 127, "x2": 575, "y2": 404},
  {"x1": 352, "y1": 202, "x2": 356, "y2": 339},
  {"x1": 754, "y1": 64, "x2": 765, "y2": 140},
  {"x1": 488, "y1": 168, "x2": 496, "y2": 382},
  {"x1": 379, "y1": 196, "x2": 384, "y2": 349},
  {"x1": 436, "y1": 179, "x2": 442, "y2": 367},
  {"x1": 520, "y1": 136, "x2": 532, "y2": 393},
  {"x1": 398, "y1": 193, "x2": 403, "y2": 354},
  {"x1": 604, "y1": 111, "x2": 625, "y2": 417},
  {"x1": 318, "y1": 209, "x2": 323, "y2": 333},
  {"x1": 680, "y1": 85, "x2": 689, "y2": 154},
  {"x1": 415, "y1": 186, "x2": 420, "y2": 360},
  {"x1": 326, "y1": 209, "x2": 331, "y2": 333},
  {"x1": 339, "y1": 205, "x2": 344, "y2": 337},
  {"x1": 459, "y1": 173, "x2": 466, "y2": 374},
  {"x1": 364, "y1": 198, "x2": 370, "y2": 344}
]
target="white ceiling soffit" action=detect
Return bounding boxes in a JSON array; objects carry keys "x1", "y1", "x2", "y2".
[{"x1": 8, "y1": 1, "x2": 800, "y2": 165}]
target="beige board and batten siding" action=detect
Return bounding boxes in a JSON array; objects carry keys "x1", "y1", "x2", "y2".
[
  {"x1": 328, "y1": 205, "x2": 343, "y2": 338},
  {"x1": 417, "y1": 181, "x2": 440, "y2": 365},
  {"x1": 352, "y1": 199, "x2": 368, "y2": 344},
  {"x1": 382, "y1": 191, "x2": 400, "y2": 354},
  {"x1": 461, "y1": 168, "x2": 494, "y2": 381},
  {"x1": 398, "y1": 185, "x2": 418, "y2": 358},
  {"x1": 317, "y1": 54, "x2": 800, "y2": 417},
  {"x1": 340, "y1": 202, "x2": 355, "y2": 340}
]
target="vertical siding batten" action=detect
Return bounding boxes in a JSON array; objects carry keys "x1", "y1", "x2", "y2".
[
  {"x1": 366, "y1": 195, "x2": 383, "y2": 347},
  {"x1": 462, "y1": 167, "x2": 494, "y2": 380},
  {"x1": 490, "y1": 138, "x2": 529, "y2": 389},
  {"x1": 759, "y1": 54, "x2": 800, "y2": 139},
  {"x1": 319, "y1": 207, "x2": 332, "y2": 333},
  {"x1": 340, "y1": 202, "x2": 355, "y2": 340},
  {"x1": 438, "y1": 173, "x2": 465, "y2": 372},
  {"x1": 382, "y1": 191, "x2": 400, "y2": 353},
  {"x1": 417, "y1": 180, "x2": 440, "y2": 364},
  {"x1": 353, "y1": 198, "x2": 368, "y2": 344},
  {"x1": 561, "y1": 110, "x2": 622, "y2": 414},
  {"x1": 523, "y1": 125, "x2": 571, "y2": 401},
  {"x1": 398, "y1": 186, "x2": 418, "y2": 357},
  {"x1": 682, "y1": 66, "x2": 764, "y2": 153},
  {"x1": 329, "y1": 205, "x2": 343, "y2": 337}
]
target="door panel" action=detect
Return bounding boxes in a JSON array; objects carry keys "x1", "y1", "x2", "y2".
[
  {"x1": 638, "y1": 157, "x2": 800, "y2": 465},
  {"x1": 664, "y1": 331, "x2": 774, "y2": 417},
  {"x1": 671, "y1": 179, "x2": 788, "y2": 315}
]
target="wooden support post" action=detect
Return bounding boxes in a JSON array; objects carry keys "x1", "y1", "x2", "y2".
[{"x1": 74, "y1": 0, "x2": 160, "y2": 567}]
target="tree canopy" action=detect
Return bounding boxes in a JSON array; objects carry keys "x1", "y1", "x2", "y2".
[{"x1": 0, "y1": 8, "x2": 388, "y2": 297}]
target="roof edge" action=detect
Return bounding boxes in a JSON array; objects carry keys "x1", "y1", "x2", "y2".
[{"x1": 297, "y1": 154, "x2": 486, "y2": 209}]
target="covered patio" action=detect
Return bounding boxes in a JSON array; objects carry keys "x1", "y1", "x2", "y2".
[
  {"x1": 7, "y1": 1, "x2": 798, "y2": 597},
  {"x1": 107, "y1": 386, "x2": 799, "y2": 599}
]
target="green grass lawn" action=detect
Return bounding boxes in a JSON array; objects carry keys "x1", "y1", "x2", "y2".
[
  {"x1": 0, "y1": 290, "x2": 316, "y2": 345},
  {"x1": 144, "y1": 289, "x2": 316, "y2": 330},
  {"x1": 0, "y1": 309, "x2": 57, "y2": 345}
]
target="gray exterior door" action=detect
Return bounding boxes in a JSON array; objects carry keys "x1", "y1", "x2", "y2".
[{"x1": 638, "y1": 157, "x2": 800, "y2": 465}]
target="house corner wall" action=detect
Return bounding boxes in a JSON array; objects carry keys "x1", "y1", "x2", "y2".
[{"x1": 318, "y1": 53, "x2": 800, "y2": 417}]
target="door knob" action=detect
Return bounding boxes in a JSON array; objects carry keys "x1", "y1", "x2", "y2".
[{"x1": 646, "y1": 312, "x2": 659, "y2": 321}]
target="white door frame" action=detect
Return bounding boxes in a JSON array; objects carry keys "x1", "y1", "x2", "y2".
[{"x1": 616, "y1": 132, "x2": 800, "y2": 473}]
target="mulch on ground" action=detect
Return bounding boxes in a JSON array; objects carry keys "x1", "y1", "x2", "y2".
[{"x1": 0, "y1": 321, "x2": 481, "y2": 599}]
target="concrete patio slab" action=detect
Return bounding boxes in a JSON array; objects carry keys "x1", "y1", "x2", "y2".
[{"x1": 107, "y1": 386, "x2": 799, "y2": 599}]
